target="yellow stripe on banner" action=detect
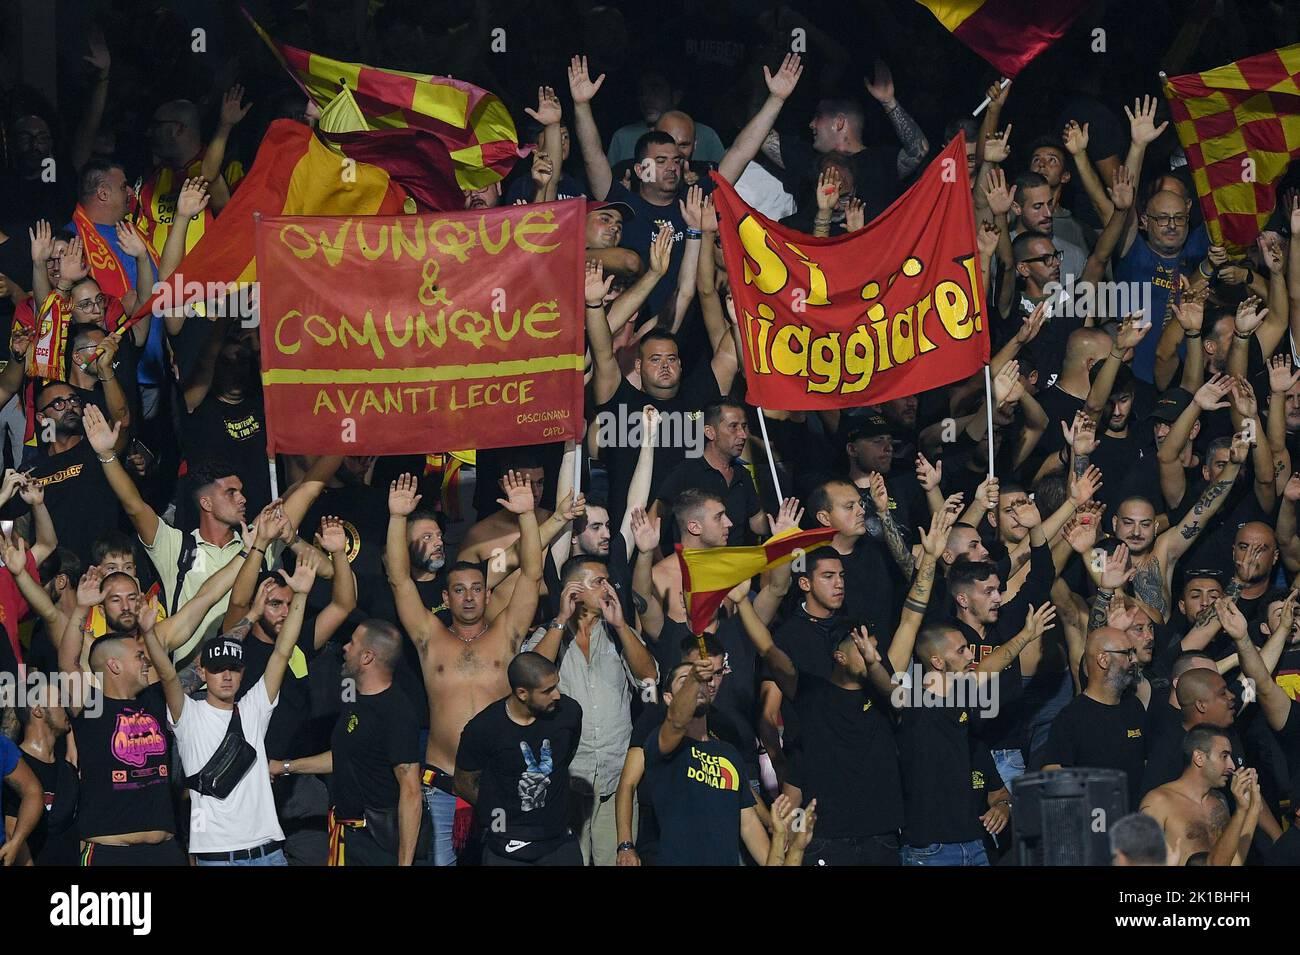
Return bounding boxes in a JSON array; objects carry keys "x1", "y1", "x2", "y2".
[
  {"x1": 307, "y1": 53, "x2": 361, "y2": 99},
  {"x1": 261, "y1": 355, "x2": 584, "y2": 386},
  {"x1": 915, "y1": 0, "x2": 983, "y2": 33},
  {"x1": 1279, "y1": 45, "x2": 1300, "y2": 75}
]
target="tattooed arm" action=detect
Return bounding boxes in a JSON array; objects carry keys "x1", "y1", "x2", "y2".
[
  {"x1": 884, "y1": 101, "x2": 930, "y2": 179},
  {"x1": 1277, "y1": 491, "x2": 1300, "y2": 573},
  {"x1": 881, "y1": 509, "x2": 915, "y2": 579},
  {"x1": 1158, "y1": 461, "x2": 1242, "y2": 564},
  {"x1": 1088, "y1": 588, "x2": 1115, "y2": 633}
]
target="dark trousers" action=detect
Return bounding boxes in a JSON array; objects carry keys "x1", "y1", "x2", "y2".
[
  {"x1": 482, "y1": 836, "x2": 583, "y2": 866},
  {"x1": 340, "y1": 825, "x2": 398, "y2": 866},
  {"x1": 802, "y1": 832, "x2": 901, "y2": 866}
]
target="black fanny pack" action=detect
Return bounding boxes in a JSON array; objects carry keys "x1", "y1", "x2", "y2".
[{"x1": 184, "y1": 704, "x2": 258, "y2": 800}]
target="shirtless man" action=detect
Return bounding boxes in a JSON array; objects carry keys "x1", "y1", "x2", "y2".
[
  {"x1": 1108, "y1": 431, "x2": 1247, "y2": 621},
  {"x1": 651, "y1": 488, "x2": 731, "y2": 625},
  {"x1": 1140, "y1": 726, "x2": 1261, "y2": 866},
  {"x1": 385, "y1": 470, "x2": 542, "y2": 866}
]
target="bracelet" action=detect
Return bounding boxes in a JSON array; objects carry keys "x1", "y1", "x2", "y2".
[
  {"x1": 1234, "y1": 332, "x2": 1252, "y2": 341},
  {"x1": 685, "y1": 228, "x2": 703, "y2": 239},
  {"x1": 98, "y1": 374, "x2": 113, "y2": 383},
  {"x1": 97, "y1": 453, "x2": 116, "y2": 464},
  {"x1": 282, "y1": 761, "x2": 292, "y2": 776},
  {"x1": 1109, "y1": 351, "x2": 1124, "y2": 360},
  {"x1": 1184, "y1": 332, "x2": 1201, "y2": 339},
  {"x1": 617, "y1": 842, "x2": 635, "y2": 853},
  {"x1": 548, "y1": 618, "x2": 564, "y2": 630},
  {"x1": 1199, "y1": 261, "x2": 1213, "y2": 278},
  {"x1": 250, "y1": 544, "x2": 266, "y2": 555},
  {"x1": 1096, "y1": 588, "x2": 1114, "y2": 599},
  {"x1": 584, "y1": 302, "x2": 603, "y2": 309},
  {"x1": 995, "y1": 798, "x2": 1012, "y2": 809}
]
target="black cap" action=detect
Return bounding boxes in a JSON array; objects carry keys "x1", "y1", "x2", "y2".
[
  {"x1": 1147, "y1": 388, "x2": 1192, "y2": 423},
  {"x1": 844, "y1": 413, "x2": 895, "y2": 443},
  {"x1": 587, "y1": 199, "x2": 636, "y2": 222},
  {"x1": 200, "y1": 636, "x2": 245, "y2": 672}
]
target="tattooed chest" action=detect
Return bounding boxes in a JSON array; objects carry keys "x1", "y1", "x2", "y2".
[{"x1": 1132, "y1": 560, "x2": 1168, "y2": 618}]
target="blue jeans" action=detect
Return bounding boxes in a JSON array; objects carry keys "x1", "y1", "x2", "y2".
[
  {"x1": 420, "y1": 785, "x2": 458, "y2": 866},
  {"x1": 195, "y1": 848, "x2": 288, "y2": 867},
  {"x1": 991, "y1": 748, "x2": 1025, "y2": 789},
  {"x1": 900, "y1": 840, "x2": 990, "y2": 866}
]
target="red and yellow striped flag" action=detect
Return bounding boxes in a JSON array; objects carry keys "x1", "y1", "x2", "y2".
[
  {"x1": 916, "y1": 0, "x2": 1089, "y2": 78},
  {"x1": 1163, "y1": 44, "x2": 1300, "y2": 253},
  {"x1": 243, "y1": 7, "x2": 520, "y2": 193},
  {"x1": 677, "y1": 527, "x2": 837, "y2": 635},
  {"x1": 134, "y1": 119, "x2": 407, "y2": 320}
]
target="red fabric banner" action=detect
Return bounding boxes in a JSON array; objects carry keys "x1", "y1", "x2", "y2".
[
  {"x1": 255, "y1": 199, "x2": 586, "y2": 455},
  {"x1": 711, "y1": 134, "x2": 989, "y2": 411}
]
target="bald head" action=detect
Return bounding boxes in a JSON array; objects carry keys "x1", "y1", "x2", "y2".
[
  {"x1": 1085, "y1": 627, "x2": 1132, "y2": 679},
  {"x1": 358, "y1": 619, "x2": 402, "y2": 672},
  {"x1": 88, "y1": 635, "x2": 129, "y2": 673},
  {"x1": 655, "y1": 110, "x2": 696, "y2": 160},
  {"x1": 1170, "y1": 653, "x2": 1216, "y2": 682},
  {"x1": 1176, "y1": 668, "x2": 1223, "y2": 710},
  {"x1": 1064, "y1": 328, "x2": 1113, "y2": 369}
]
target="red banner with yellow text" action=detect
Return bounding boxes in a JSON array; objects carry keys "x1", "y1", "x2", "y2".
[
  {"x1": 255, "y1": 200, "x2": 585, "y2": 455},
  {"x1": 711, "y1": 134, "x2": 989, "y2": 410}
]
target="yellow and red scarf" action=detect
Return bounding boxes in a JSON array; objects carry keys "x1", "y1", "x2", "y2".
[
  {"x1": 72, "y1": 204, "x2": 134, "y2": 299},
  {"x1": 29, "y1": 291, "x2": 72, "y2": 381}
]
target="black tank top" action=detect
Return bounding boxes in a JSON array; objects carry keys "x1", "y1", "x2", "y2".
[{"x1": 73, "y1": 684, "x2": 176, "y2": 840}]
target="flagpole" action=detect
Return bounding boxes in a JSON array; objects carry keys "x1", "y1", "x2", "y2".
[
  {"x1": 972, "y1": 78, "x2": 1010, "y2": 117},
  {"x1": 983, "y1": 365, "x2": 996, "y2": 478},
  {"x1": 268, "y1": 457, "x2": 280, "y2": 502},
  {"x1": 755, "y1": 408, "x2": 784, "y2": 502}
]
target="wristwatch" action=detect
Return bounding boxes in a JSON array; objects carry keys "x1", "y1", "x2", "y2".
[
  {"x1": 617, "y1": 842, "x2": 635, "y2": 853},
  {"x1": 282, "y1": 761, "x2": 292, "y2": 776}
]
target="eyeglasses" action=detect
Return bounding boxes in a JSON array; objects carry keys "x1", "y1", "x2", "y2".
[
  {"x1": 1022, "y1": 250, "x2": 1064, "y2": 265},
  {"x1": 1102, "y1": 647, "x2": 1138, "y2": 659},
  {"x1": 1146, "y1": 213, "x2": 1189, "y2": 227},
  {"x1": 39, "y1": 395, "x2": 82, "y2": 413},
  {"x1": 73, "y1": 294, "x2": 107, "y2": 312}
]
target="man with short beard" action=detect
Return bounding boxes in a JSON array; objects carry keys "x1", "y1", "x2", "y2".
[
  {"x1": 1141, "y1": 726, "x2": 1260, "y2": 866},
  {"x1": 1038, "y1": 627, "x2": 1149, "y2": 806},
  {"x1": 1104, "y1": 434, "x2": 1246, "y2": 623},
  {"x1": 152, "y1": 559, "x2": 315, "y2": 866}
]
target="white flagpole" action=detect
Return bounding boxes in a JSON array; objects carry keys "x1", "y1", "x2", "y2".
[
  {"x1": 983, "y1": 366, "x2": 996, "y2": 478},
  {"x1": 972, "y1": 78, "x2": 1010, "y2": 117},
  {"x1": 755, "y1": 409, "x2": 784, "y2": 502}
]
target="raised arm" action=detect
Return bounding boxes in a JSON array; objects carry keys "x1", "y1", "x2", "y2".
[
  {"x1": 717, "y1": 54, "x2": 803, "y2": 184},
  {"x1": 1159, "y1": 435, "x2": 1245, "y2": 564},
  {"x1": 312, "y1": 517, "x2": 357, "y2": 649},
  {"x1": 735, "y1": 583, "x2": 796, "y2": 699},
  {"x1": 865, "y1": 61, "x2": 929, "y2": 179},
  {"x1": 281, "y1": 454, "x2": 341, "y2": 537},
  {"x1": 886, "y1": 506, "x2": 955, "y2": 674},
  {"x1": 566, "y1": 56, "x2": 611, "y2": 201},
  {"x1": 629, "y1": 507, "x2": 664, "y2": 639},
  {"x1": 604, "y1": 225, "x2": 672, "y2": 338},
  {"x1": 140, "y1": 606, "x2": 185, "y2": 722},
  {"x1": 385, "y1": 474, "x2": 439, "y2": 648},
  {"x1": 202, "y1": 86, "x2": 252, "y2": 212},
  {"x1": 1, "y1": 533, "x2": 65, "y2": 637},
  {"x1": 1218, "y1": 598, "x2": 1293, "y2": 732},
  {"x1": 82, "y1": 404, "x2": 159, "y2": 545},
  {"x1": 1080, "y1": 166, "x2": 1136, "y2": 287},
  {"x1": 1062, "y1": 120, "x2": 1113, "y2": 224},
  {"x1": 657, "y1": 656, "x2": 718, "y2": 757},
  {"x1": 499, "y1": 470, "x2": 543, "y2": 651},
  {"x1": 263, "y1": 563, "x2": 314, "y2": 703},
  {"x1": 156, "y1": 548, "x2": 249, "y2": 653},
  {"x1": 584, "y1": 260, "x2": 622, "y2": 406}
]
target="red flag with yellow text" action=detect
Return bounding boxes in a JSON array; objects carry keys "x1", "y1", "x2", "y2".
[
  {"x1": 255, "y1": 200, "x2": 586, "y2": 456},
  {"x1": 710, "y1": 134, "x2": 989, "y2": 411}
]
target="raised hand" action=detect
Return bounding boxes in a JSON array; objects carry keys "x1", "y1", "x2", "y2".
[
  {"x1": 1230, "y1": 429, "x2": 1252, "y2": 462},
  {"x1": 1216, "y1": 597, "x2": 1248, "y2": 641},
  {"x1": 29, "y1": 220, "x2": 53, "y2": 265},
  {"x1": 251, "y1": 499, "x2": 287, "y2": 548},
  {"x1": 584, "y1": 259, "x2": 614, "y2": 306},
  {"x1": 176, "y1": 177, "x2": 210, "y2": 221},
  {"x1": 598, "y1": 579, "x2": 625, "y2": 628},
  {"x1": 82, "y1": 404, "x2": 120, "y2": 455},
  {"x1": 850, "y1": 625, "x2": 882, "y2": 668},
  {"x1": 555, "y1": 490, "x2": 584, "y2": 523},
  {"x1": 1267, "y1": 355, "x2": 1300, "y2": 395},
  {"x1": 1257, "y1": 231, "x2": 1285, "y2": 274},
  {"x1": 1070, "y1": 464, "x2": 1103, "y2": 505},
  {"x1": 1125, "y1": 95, "x2": 1168, "y2": 146},
  {"x1": 249, "y1": 576, "x2": 279, "y2": 621},
  {"x1": 845, "y1": 197, "x2": 866, "y2": 233},
  {"x1": 866, "y1": 471, "x2": 890, "y2": 514},
  {"x1": 1235, "y1": 294, "x2": 1267, "y2": 335},
  {"x1": 768, "y1": 497, "x2": 804, "y2": 538},
  {"x1": 498, "y1": 470, "x2": 535, "y2": 514},
  {"x1": 0, "y1": 529, "x2": 26, "y2": 572},
  {"x1": 16, "y1": 473, "x2": 43, "y2": 508},
  {"x1": 388, "y1": 473, "x2": 422, "y2": 517},
  {"x1": 84, "y1": 30, "x2": 111, "y2": 75},
  {"x1": 1228, "y1": 376, "x2": 1258, "y2": 419},
  {"x1": 1062, "y1": 119, "x2": 1089, "y2": 156},
  {"x1": 976, "y1": 221, "x2": 999, "y2": 258},
  {"x1": 1171, "y1": 291, "x2": 1206, "y2": 336},
  {"x1": 1021, "y1": 602, "x2": 1058, "y2": 642},
  {"x1": 115, "y1": 221, "x2": 146, "y2": 259},
  {"x1": 316, "y1": 514, "x2": 348, "y2": 554},
  {"x1": 1011, "y1": 497, "x2": 1042, "y2": 529},
  {"x1": 1063, "y1": 505, "x2": 1102, "y2": 554},
  {"x1": 530, "y1": 150, "x2": 554, "y2": 190},
  {"x1": 1194, "y1": 373, "x2": 1233, "y2": 411},
  {"x1": 220, "y1": 84, "x2": 253, "y2": 127},
  {"x1": 915, "y1": 453, "x2": 942, "y2": 492},
  {"x1": 524, "y1": 85, "x2": 562, "y2": 126},
  {"x1": 76, "y1": 566, "x2": 107, "y2": 608},
  {"x1": 281, "y1": 559, "x2": 318, "y2": 595},
  {"x1": 864, "y1": 60, "x2": 894, "y2": 106},
  {"x1": 1107, "y1": 164, "x2": 1135, "y2": 212},
  {"x1": 1015, "y1": 300, "x2": 1047, "y2": 344},
  {"x1": 920, "y1": 505, "x2": 958, "y2": 559},
  {"x1": 61, "y1": 237, "x2": 87, "y2": 283},
  {"x1": 619, "y1": 505, "x2": 657, "y2": 558},
  {"x1": 815, "y1": 166, "x2": 841, "y2": 213},
  {"x1": 1115, "y1": 314, "x2": 1150, "y2": 351},
  {"x1": 1062, "y1": 410, "x2": 1099, "y2": 457},
  {"x1": 641, "y1": 405, "x2": 661, "y2": 448},
  {"x1": 647, "y1": 224, "x2": 673, "y2": 276},
  {"x1": 982, "y1": 167, "x2": 1016, "y2": 217},
  {"x1": 992, "y1": 359, "x2": 1020, "y2": 405},
  {"x1": 699, "y1": 193, "x2": 719, "y2": 233},
  {"x1": 983, "y1": 124, "x2": 1012, "y2": 164},
  {"x1": 765, "y1": 52, "x2": 803, "y2": 101},
  {"x1": 567, "y1": 55, "x2": 606, "y2": 104},
  {"x1": 1100, "y1": 542, "x2": 1135, "y2": 590}
]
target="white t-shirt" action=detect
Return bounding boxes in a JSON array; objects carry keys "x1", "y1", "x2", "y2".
[{"x1": 170, "y1": 676, "x2": 285, "y2": 853}]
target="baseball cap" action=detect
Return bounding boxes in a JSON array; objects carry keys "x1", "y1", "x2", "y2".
[
  {"x1": 844, "y1": 413, "x2": 895, "y2": 443},
  {"x1": 201, "y1": 636, "x2": 245, "y2": 672},
  {"x1": 587, "y1": 199, "x2": 636, "y2": 222},
  {"x1": 1147, "y1": 388, "x2": 1192, "y2": 423}
]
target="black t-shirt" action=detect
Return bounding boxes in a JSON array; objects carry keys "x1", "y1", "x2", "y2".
[
  {"x1": 456, "y1": 696, "x2": 583, "y2": 846},
  {"x1": 778, "y1": 138, "x2": 901, "y2": 223},
  {"x1": 27, "y1": 437, "x2": 122, "y2": 565},
  {"x1": 602, "y1": 180, "x2": 700, "y2": 323},
  {"x1": 838, "y1": 536, "x2": 902, "y2": 648},
  {"x1": 184, "y1": 393, "x2": 272, "y2": 515},
  {"x1": 1, "y1": 750, "x2": 79, "y2": 865},
  {"x1": 1033, "y1": 386, "x2": 1087, "y2": 464},
  {"x1": 655, "y1": 455, "x2": 761, "y2": 547},
  {"x1": 73, "y1": 684, "x2": 175, "y2": 840},
  {"x1": 236, "y1": 622, "x2": 322, "y2": 760},
  {"x1": 1035, "y1": 693, "x2": 1149, "y2": 807},
  {"x1": 597, "y1": 363, "x2": 724, "y2": 524},
  {"x1": 898, "y1": 701, "x2": 990, "y2": 846},
  {"x1": 642, "y1": 725, "x2": 755, "y2": 866},
  {"x1": 789, "y1": 673, "x2": 904, "y2": 838},
  {"x1": 328, "y1": 685, "x2": 421, "y2": 818},
  {"x1": 300, "y1": 484, "x2": 393, "y2": 584}
]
